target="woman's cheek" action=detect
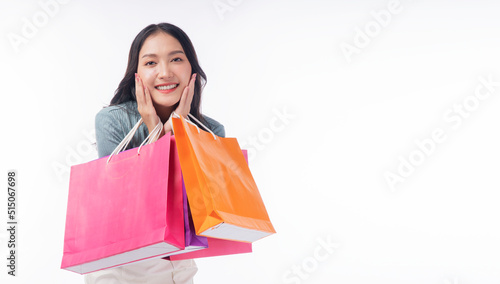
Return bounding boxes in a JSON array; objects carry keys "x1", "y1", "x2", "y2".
[
  {"x1": 143, "y1": 70, "x2": 158, "y2": 88},
  {"x1": 181, "y1": 65, "x2": 192, "y2": 85}
]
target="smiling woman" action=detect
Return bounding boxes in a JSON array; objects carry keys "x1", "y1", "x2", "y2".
[{"x1": 88, "y1": 23, "x2": 225, "y2": 284}]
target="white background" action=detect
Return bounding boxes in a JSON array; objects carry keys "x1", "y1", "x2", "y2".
[{"x1": 1, "y1": 0, "x2": 500, "y2": 283}]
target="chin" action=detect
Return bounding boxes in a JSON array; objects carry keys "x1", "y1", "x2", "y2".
[{"x1": 152, "y1": 98, "x2": 180, "y2": 109}]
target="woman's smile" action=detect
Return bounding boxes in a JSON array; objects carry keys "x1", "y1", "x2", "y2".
[{"x1": 155, "y1": 83, "x2": 179, "y2": 94}]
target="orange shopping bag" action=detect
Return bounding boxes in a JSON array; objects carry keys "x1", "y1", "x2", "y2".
[{"x1": 171, "y1": 114, "x2": 275, "y2": 243}]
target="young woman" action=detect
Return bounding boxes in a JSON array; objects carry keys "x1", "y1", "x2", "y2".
[{"x1": 86, "y1": 23, "x2": 225, "y2": 284}]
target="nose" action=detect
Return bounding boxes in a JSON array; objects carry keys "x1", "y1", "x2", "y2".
[{"x1": 158, "y1": 62, "x2": 173, "y2": 79}]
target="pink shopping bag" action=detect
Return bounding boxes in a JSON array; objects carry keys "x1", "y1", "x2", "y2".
[{"x1": 61, "y1": 133, "x2": 184, "y2": 274}]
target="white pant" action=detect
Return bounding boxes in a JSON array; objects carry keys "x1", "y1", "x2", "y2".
[{"x1": 84, "y1": 259, "x2": 197, "y2": 284}]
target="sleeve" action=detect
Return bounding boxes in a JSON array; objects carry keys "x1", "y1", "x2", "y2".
[
  {"x1": 212, "y1": 123, "x2": 225, "y2": 138},
  {"x1": 95, "y1": 109, "x2": 126, "y2": 158},
  {"x1": 203, "y1": 115, "x2": 225, "y2": 138}
]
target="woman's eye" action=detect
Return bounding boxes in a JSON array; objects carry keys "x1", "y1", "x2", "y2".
[
  {"x1": 145, "y1": 61, "x2": 156, "y2": 66},
  {"x1": 172, "y1": 58, "x2": 182, "y2": 62}
]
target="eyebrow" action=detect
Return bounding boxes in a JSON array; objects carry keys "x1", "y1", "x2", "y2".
[{"x1": 141, "y1": 50, "x2": 184, "y2": 59}]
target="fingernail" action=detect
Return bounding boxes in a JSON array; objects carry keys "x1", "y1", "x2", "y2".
[{"x1": 135, "y1": 73, "x2": 138, "y2": 79}]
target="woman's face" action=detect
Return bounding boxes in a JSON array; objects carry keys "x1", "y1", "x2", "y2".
[{"x1": 137, "y1": 32, "x2": 192, "y2": 111}]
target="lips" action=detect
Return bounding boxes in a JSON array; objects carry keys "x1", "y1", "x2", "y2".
[{"x1": 155, "y1": 83, "x2": 179, "y2": 94}]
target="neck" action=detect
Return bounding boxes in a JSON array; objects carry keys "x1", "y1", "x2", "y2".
[{"x1": 153, "y1": 103, "x2": 175, "y2": 124}]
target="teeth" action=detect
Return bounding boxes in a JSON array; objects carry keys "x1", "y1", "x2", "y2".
[{"x1": 156, "y1": 84, "x2": 177, "y2": 90}]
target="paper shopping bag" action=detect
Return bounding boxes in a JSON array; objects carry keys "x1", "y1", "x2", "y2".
[
  {"x1": 61, "y1": 133, "x2": 184, "y2": 274},
  {"x1": 165, "y1": 140, "x2": 252, "y2": 260},
  {"x1": 169, "y1": 236, "x2": 253, "y2": 260},
  {"x1": 172, "y1": 115, "x2": 275, "y2": 243}
]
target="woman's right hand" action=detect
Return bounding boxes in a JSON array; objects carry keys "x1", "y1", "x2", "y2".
[{"x1": 135, "y1": 73, "x2": 162, "y2": 135}]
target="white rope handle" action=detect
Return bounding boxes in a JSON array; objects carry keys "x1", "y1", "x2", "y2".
[
  {"x1": 106, "y1": 116, "x2": 163, "y2": 164},
  {"x1": 137, "y1": 119, "x2": 163, "y2": 153},
  {"x1": 170, "y1": 112, "x2": 217, "y2": 140},
  {"x1": 187, "y1": 113, "x2": 217, "y2": 140},
  {"x1": 170, "y1": 111, "x2": 200, "y2": 134}
]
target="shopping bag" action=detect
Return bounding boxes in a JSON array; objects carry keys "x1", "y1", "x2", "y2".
[
  {"x1": 170, "y1": 149, "x2": 252, "y2": 260},
  {"x1": 169, "y1": 236, "x2": 253, "y2": 260},
  {"x1": 171, "y1": 114, "x2": 276, "y2": 243},
  {"x1": 170, "y1": 140, "x2": 253, "y2": 257},
  {"x1": 61, "y1": 121, "x2": 184, "y2": 274}
]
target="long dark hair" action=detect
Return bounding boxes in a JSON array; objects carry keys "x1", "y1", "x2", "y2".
[{"x1": 110, "y1": 23, "x2": 207, "y2": 125}]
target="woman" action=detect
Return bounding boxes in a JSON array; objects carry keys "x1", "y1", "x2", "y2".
[{"x1": 86, "y1": 23, "x2": 224, "y2": 284}]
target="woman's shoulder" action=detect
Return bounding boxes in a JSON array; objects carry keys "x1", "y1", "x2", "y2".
[
  {"x1": 202, "y1": 115, "x2": 226, "y2": 138},
  {"x1": 95, "y1": 100, "x2": 142, "y2": 139},
  {"x1": 94, "y1": 100, "x2": 146, "y2": 158}
]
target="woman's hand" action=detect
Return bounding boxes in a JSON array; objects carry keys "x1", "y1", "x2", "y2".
[
  {"x1": 135, "y1": 73, "x2": 161, "y2": 135},
  {"x1": 163, "y1": 73, "x2": 197, "y2": 134}
]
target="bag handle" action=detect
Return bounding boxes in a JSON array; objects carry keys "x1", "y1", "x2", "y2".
[
  {"x1": 170, "y1": 112, "x2": 217, "y2": 140},
  {"x1": 106, "y1": 116, "x2": 163, "y2": 164}
]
